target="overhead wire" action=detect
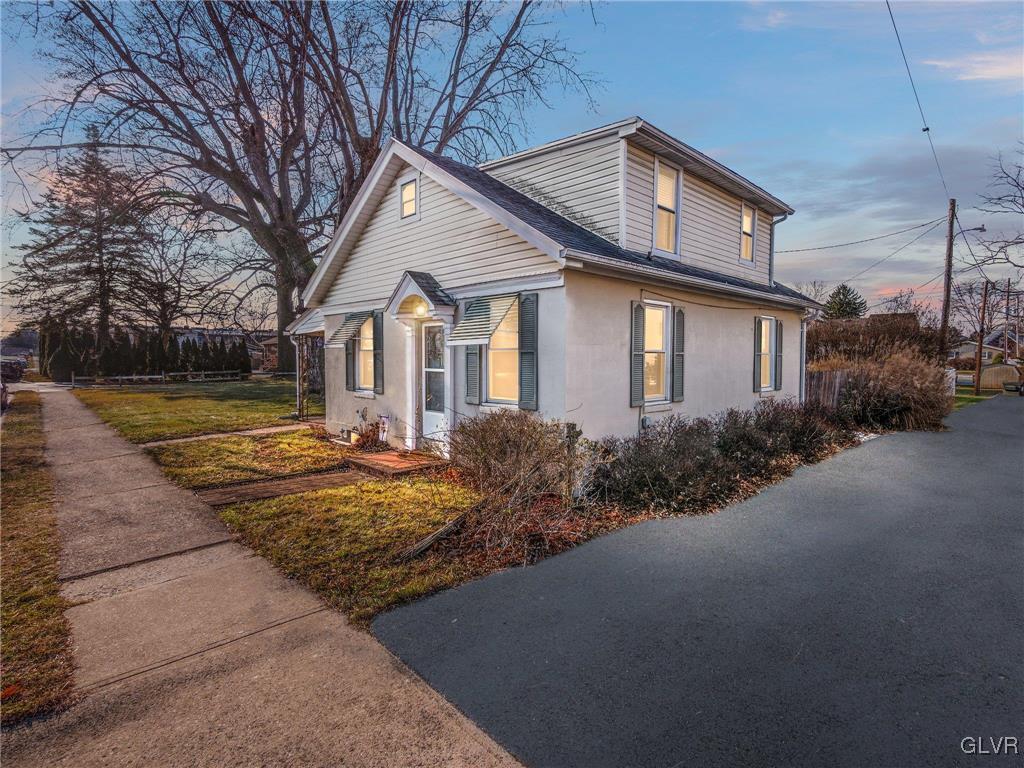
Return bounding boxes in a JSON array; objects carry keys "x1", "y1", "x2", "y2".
[{"x1": 775, "y1": 217, "x2": 944, "y2": 253}]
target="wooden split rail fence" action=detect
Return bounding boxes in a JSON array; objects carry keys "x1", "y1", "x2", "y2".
[{"x1": 70, "y1": 370, "x2": 245, "y2": 387}]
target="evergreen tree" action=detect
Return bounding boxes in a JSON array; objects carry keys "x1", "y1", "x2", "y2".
[
  {"x1": 823, "y1": 284, "x2": 869, "y2": 319},
  {"x1": 48, "y1": 340, "x2": 76, "y2": 383},
  {"x1": 200, "y1": 340, "x2": 212, "y2": 371},
  {"x1": 182, "y1": 338, "x2": 196, "y2": 371},
  {"x1": 164, "y1": 337, "x2": 180, "y2": 373},
  {"x1": 239, "y1": 341, "x2": 252, "y2": 375},
  {"x1": 116, "y1": 331, "x2": 134, "y2": 375},
  {"x1": 10, "y1": 126, "x2": 148, "y2": 348},
  {"x1": 215, "y1": 337, "x2": 229, "y2": 370}
]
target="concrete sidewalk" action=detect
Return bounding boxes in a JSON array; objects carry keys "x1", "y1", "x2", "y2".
[{"x1": 3, "y1": 385, "x2": 517, "y2": 768}]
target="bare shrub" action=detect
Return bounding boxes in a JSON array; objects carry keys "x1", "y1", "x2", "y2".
[
  {"x1": 807, "y1": 316, "x2": 941, "y2": 362},
  {"x1": 829, "y1": 347, "x2": 953, "y2": 431},
  {"x1": 593, "y1": 402, "x2": 854, "y2": 514},
  {"x1": 949, "y1": 356, "x2": 976, "y2": 371},
  {"x1": 448, "y1": 410, "x2": 597, "y2": 552},
  {"x1": 353, "y1": 420, "x2": 389, "y2": 452}
]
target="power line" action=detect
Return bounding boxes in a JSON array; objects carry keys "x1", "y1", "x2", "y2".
[
  {"x1": 843, "y1": 219, "x2": 945, "y2": 283},
  {"x1": 775, "y1": 217, "x2": 944, "y2": 253},
  {"x1": 884, "y1": 0, "x2": 990, "y2": 281}
]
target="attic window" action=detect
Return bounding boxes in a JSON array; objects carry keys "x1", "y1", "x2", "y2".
[
  {"x1": 655, "y1": 159, "x2": 680, "y2": 254},
  {"x1": 400, "y1": 179, "x2": 417, "y2": 218},
  {"x1": 740, "y1": 204, "x2": 756, "y2": 262}
]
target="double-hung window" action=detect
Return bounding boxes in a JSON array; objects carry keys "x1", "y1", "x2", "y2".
[
  {"x1": 643, "y1": 302, "x2": 669, "y2": 401},
  {"x1": 400, "y1": 179, "x2": 417, "y2": 218},
  {"x1": 755, "y1": 315, "x2": 783, "y2": 392},
  {"x1": 357, "y1": 316, "x2": 375, "y2": 390},
  {"x1": 487, "y1": 300, "x2": 519, "y2": 403},
  {"x1": 740, "y1": 204, "x2": 756, "y2": 262},
  {"x1": 655, "y1": 161, "x2": 680, "y2": 254}
]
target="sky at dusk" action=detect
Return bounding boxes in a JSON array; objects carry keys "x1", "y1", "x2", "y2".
[{"x1": 2, "y1": 0, "x2": 1022, "y2": 323}]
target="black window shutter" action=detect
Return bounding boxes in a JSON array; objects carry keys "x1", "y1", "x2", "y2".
[
  {"x1": 518, "y1": 293, "x2": 538, "y2": 411},
  {"x1": 465, "y1": 345, "x2": 481, "y2": 405},
  {"x1": 372, "y1": 310, "x2": 384, "y2": 394},
  {"x1": 753, "y1": 317, "x2": 762, "y2": 392},
  {"x1": 344, "y1": 338, "x2": 355, "y2": 391},
  {"x1": 774, "y1": 320, "x2": 783, "y2": 391},
  {"x1": 672, "y1": 307, "x2": 685, "y2": 402},
  {"x1": 630, "y1": 301, "x2": 645, "y2": 407}
]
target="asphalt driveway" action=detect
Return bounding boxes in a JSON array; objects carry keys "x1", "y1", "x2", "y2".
[{"x1": 374, "y1": 396, "x2": 1024, "y2": 768}]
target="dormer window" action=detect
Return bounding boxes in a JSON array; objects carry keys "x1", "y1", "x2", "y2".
[
  {"x1": 740, "y1": 203, "x2": 756, "y2": 262},
  {"x1": 655, "y1": 160, "x2": 680, "y2": 253},
  {"x1": 400, "y1": 179, "x2": 417, "y2": 218}
]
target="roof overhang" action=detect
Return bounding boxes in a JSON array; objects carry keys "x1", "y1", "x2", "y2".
[
  {"x1": 386, "y1": 270, "x2": 456, "y2": 323},
  {"x1": 301, "y1": 139, "x2": 565, "y2": 310},
  {"x1": 286, "y1": 307, "x2": 325, "y2": 336},
  {"x1": 565, "y1": 248, "x2": 818, "y2": 311}
]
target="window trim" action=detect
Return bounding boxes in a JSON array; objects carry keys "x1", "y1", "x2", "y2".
[
  {"x1": 652, "y1": 157, "x2": 682, "y2": 257},
  {"x1": 397, "y1": 170, "x2": 420, "y2": 222},
  {"x1": 643, "y1": 299, "x2": 671, "y2": 403},
  {"x1": 355, "y1": 316, "x2": 375, "y2": 392},
  {"x1": 484, "y1": 299, "x2": 520, "y2": 405},
  {"x1": 757, "y1": 315, "x2": 777, "y2": 392},
  {"x1": 739, "y1": 203, "x2": 757, "y2": 266}
]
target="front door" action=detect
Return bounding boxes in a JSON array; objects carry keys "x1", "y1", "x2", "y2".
[{"x1": 421, "y1": 323, "x2": 447, "y2": 442}]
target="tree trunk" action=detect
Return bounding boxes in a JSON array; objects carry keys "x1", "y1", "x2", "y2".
[{"x1": 276, "y1": 268, "x2": 297, "y2": 373}]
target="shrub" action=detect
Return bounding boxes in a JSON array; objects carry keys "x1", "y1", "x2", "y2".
[
  {"x1": 807, "y1": 316, "x2": 941, "y2": 362},
  {"x1": 592, "y1": 401, "x2": 851, "y2": 514},
  {"x1": 830, "y1": 348, "x2": 952, "y2": 431},
  {"x1": 353, "y1": 420, "x2": 389, "y2": 452},
  {"x1": 448, "y1": 410, "x2": 596, "y2": 552},
  {"x1": 949, "y1": 356, "x2": 976, "y2": 371}
]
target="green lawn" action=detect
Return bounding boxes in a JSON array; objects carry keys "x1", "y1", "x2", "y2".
[
  {"x1": 148, "y1": 430, "x2": 348, "y2": 489},
  {"x1": 74, "y1": 379, "x2": 322, "y2": 443},
  {"x1": 219, "y1": 479, "x2": 481, "y2": 625},
  {"x1": 1, "y1": 391, "x2": 75, "y2": 724},
  {"x1": 953, "y1": 386, "x2": 1001, "y2": 410}
]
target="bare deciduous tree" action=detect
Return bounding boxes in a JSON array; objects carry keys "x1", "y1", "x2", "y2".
[
  {"x1": 975, "y1": 145, "x2": 1024, "y2": 270},
  {"x1": 4, "y1": 1, "x2": 596, "y2": 370}
]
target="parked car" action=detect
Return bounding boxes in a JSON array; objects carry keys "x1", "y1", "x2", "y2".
[{"x1": 1, "y1": 358, "x2": 26, "y2": 382}]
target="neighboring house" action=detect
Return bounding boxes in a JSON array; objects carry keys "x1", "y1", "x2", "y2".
[
  {"x1": 983, "y1": 325, "x2": 1020, "y2": 358},
  {"x1": 260, "y1": 337, "x2": 279, "y2": 371},
  {"x1": 949, "y1": 341, "x2": 1003, "y2": 362},
  {"x1": 288, "y1": 117, "x2": 818, "y2": 447}
]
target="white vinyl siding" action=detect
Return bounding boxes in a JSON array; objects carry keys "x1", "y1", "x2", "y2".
[
  {"x1": 681, "y1": 174, "x2": 771, "y2": 285},
  {"x1": 486, "y1": 133, "x2": 621, "y2": 243},
  {"x1": 623, "y1": 143, "x2": 656, "y2": 252},
  {"x1": 323, "y1": 171, "x2": 558, "y2": 307}
]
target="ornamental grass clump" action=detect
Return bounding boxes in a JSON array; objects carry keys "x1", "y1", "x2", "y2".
[{"x1": 826, "y1": 347, "x2": 953, "y2": 431}]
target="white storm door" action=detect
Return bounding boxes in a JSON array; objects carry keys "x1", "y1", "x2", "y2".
[{"x1": 421, "y1": 323, "x2": 447, "y2": 440}]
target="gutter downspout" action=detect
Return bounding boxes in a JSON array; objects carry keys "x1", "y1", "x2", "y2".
[{"x1": 769, "y1": 213, "x2": 789, "y2": 287}]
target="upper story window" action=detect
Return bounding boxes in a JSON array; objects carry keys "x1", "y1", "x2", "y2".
[
  {"x1": 643, "y1": 302, "x2": 669, "y2": 401},
  {"x1": 357, "y1": 316, "x2": 375, "y2": 389},
  {"x1": 655, "y1": 161, "x2": 680, "y2": 254},
  {"x1": 740, "y1": 204, "x2": 756, "y2": 262},
  {"x1": 400, "y1": 179, "x2": 417, "y2": 218}
]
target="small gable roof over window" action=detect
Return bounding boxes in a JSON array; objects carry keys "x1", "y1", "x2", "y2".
[
  {"x1": 448, "y1": 295, "x2": 519, "y2": 346},
  {"x1": 326, "y1": 310, "x2": 373, "y2": 348}
]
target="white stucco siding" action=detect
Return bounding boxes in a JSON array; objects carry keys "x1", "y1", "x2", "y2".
[
  {"x1": 564, "y1": 270, "x2": 804, "y2": 439},
  {"x1": 321, "y1": 168, "x2": 559, "y2": 309},
  {"x1": 486, "y1": 134, "x2": 621, "y2": 243},
  {"x1": 324, "y1": 287, "x2": 568, "y2": 445}
]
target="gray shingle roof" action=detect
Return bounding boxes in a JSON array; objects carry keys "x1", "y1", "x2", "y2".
[
  {"x1": 404, "y1": 144, "x2": 815, "y2": 307},
  {"x1": 406, "y1": 271, "x2": 455, "y2": 307}
]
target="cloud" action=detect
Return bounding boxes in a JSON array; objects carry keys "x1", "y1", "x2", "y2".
[
  {"x1": 739, "y1": 6, "x2": 789, "y2": 32},
  {"x1": 923, "y1": 49, "x2": 1023, "y2": 82}
]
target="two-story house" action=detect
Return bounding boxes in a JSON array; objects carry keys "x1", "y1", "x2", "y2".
[{"x1": 289, "y1": 117, "x2": 818, "y2": 447}]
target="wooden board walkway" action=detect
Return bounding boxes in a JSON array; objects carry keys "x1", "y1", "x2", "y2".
[
  {"x1": 346, "y1": 450, "x2": 446, "y2": 477},
  {"x1": 195, "y1": 469, "x2": 371, "y2": 507}
]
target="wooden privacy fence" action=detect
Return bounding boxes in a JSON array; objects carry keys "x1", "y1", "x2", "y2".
[
  {"x1": 804, "y1": 369, "x2": 850, "y2": 409},
  {"x1": 70, "y1": 370, "x2": 245, "y2": 387}
]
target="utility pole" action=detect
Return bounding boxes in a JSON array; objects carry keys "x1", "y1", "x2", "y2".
[
  {"x1": 973, "y1": 279, "x2": 989, "y2": 396},
  {"x1": 1004, "y1": 278, "x2": 1011, "y2": 360},
  {"x1": 938, "y1": 198, "x2": 956, "y2": 361}
]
